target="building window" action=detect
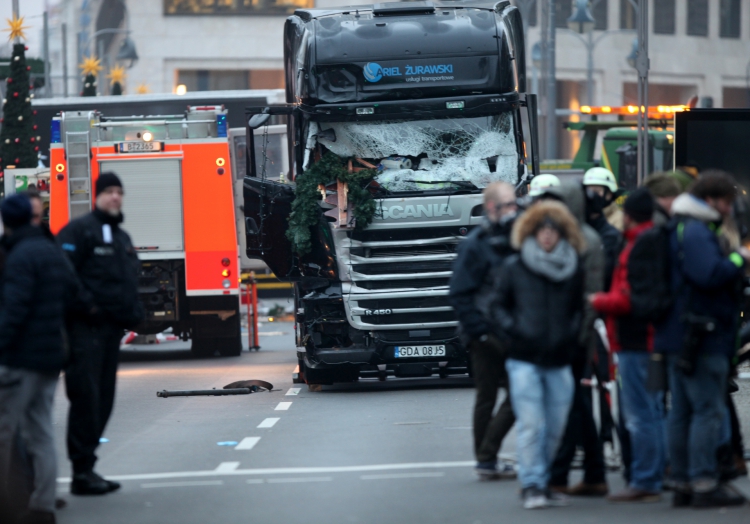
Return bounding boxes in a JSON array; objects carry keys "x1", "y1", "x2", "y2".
[
  {"x1": 620, "y1": 0, "x2": 636, "y2": 30},
  {"x1": 164, "y1": 0, "x2": 312, "y2": 16},
  {"x1": 720, "y1": 0, "x2": 741, "y2": 38},
  {"x1": 653, "y1": 0, "x2": 675, "y2": 34},
  {"x1": 513, "y1": 0, "x2": 537, "y2": 27},
  {"x1": 556, "y1": 0, "x2": 572, "y2": 28},
  {"x1": 177, "y1": 69, "x2": 284, "y2": 92},
  {"x1": 592, "y1": 0, "x2": 608, "y2": 31},
  {"x1": 687, "y1": 0, "x2": 709, "y2": 36}
]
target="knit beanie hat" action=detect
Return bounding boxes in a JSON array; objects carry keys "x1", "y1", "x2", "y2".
[
  {"x1": 1, "y1": 194, "x2": 32, "y2": 229},
  {"x1": 96, "y1": 172, "x2": 123, "y2": 196},
  {"x1": 623, "y1": 187, "x2": 654, "y2": 223}
]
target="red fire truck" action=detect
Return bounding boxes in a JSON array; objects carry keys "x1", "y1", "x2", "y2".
[{"x1": 49, "y1": 106, "x2": 241, "y2": 356}]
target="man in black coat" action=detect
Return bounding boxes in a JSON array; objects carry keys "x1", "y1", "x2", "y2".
[
  {"x1": 449, "y1": 181, "x2": 518, "y2": 480},
  {"x1": 57, "y1": 173, "x2": 144, "y2": 496},
  {"x1": 0, "y1": 195, "x2": 77, "y2": 524}
]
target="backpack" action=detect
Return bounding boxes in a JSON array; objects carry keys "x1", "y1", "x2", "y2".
[{"x1": 627, "y1": 222, "x2": 676, "y2": 322}]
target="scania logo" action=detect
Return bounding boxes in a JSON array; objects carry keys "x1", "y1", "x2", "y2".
[{"x1": 378, "y1": 204, "x2": 455, "y2": 220}]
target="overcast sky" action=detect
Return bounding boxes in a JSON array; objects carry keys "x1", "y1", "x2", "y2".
[{"x1": 1, "y1": 0, "x2": 54, "y2": 58}]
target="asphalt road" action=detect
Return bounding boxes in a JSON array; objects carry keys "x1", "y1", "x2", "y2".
[{"x1": 52, "y1": 321, "x2": 750, "y2": 523}]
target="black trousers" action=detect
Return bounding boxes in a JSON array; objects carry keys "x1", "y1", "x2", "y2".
[
  {"x1": 65, "y1": 321, "x2": 122, "y2": 475},
  {"x1": 471, "y1": 340, "x2": 515, "y2": 463},
  {"x1": 550, "y1": 363, "x2": 607, "y2": 486}
]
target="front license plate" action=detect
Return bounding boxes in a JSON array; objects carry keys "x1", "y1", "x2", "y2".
[
  {"x1": 119, "y1": 141, "x2": 163, "y2": 153},
  {"x1": 394, "y1": 345, "x2": 446, "y2": 358}
]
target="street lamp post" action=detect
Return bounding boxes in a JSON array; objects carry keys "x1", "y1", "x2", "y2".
[
  {"x1": 81, "y1": 29, "x2": 138, "y2": 95},
  {"x1": 566, "y1": 0, "x2": 635, "y2": 106}
]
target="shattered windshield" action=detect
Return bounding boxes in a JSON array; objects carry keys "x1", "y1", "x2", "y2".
[{"x1": 307, "y1": 113, "x2": 518, "y2": 192}]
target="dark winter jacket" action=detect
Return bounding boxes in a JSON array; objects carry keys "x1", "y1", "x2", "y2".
[
  {"x1": 588, "y1": 214, "x2": 622, "y2": 290},
  {"x1": 592, "y1": 220, "x2": 654, "y2": 352},
  {"x1": 654, "y1": 194, "x2": 745, "y2": 357},
  {"x1": 0, "y1": 226, "x2": 78, "y2": 372},
  {"x1": 492, "y1": 201, "x2": 586, "y2": 367},
  {"x1": 543, "y1": 183, "x2": 605, "y2": 359},
  {"x1": 449, "y1": 217, "x2": 516, "y2": 342},
  {"x1": 57, "y1": 209, "x2": 144, "y2": 329}
]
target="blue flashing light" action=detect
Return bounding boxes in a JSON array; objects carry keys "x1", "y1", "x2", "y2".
[
  {"x1": 51, "y1": 120, "x2": 61, "y2": 143},
  {"x1": 216, "y1": 114, "x2": 228, "y2": 138}
]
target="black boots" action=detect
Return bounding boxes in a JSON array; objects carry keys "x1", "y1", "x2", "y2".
[{"x1": 71, "y1": 471, "x2": 121, "y2": 496}]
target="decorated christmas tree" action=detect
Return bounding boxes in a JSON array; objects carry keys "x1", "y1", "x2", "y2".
[
  {"x1": 79, "y1": 56, "x2": 102, "y2": 96},
  {"x1": 0, "y1": 17, "x2": 38, "y2": 170},
  {"x1": 107, "y1": 65, "x2": 126, "y2": 95}
]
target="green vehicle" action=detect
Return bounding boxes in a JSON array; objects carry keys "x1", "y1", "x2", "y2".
[{"x1": 540, "y1": 118, "x2": 674, "y2": 189}]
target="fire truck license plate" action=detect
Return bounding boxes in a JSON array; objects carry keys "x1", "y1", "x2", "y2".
[
  {"x1": 119, "y1": 141, "x2": 163, "y2": 153},
  {"x1": 394, "y1": 345, "x2": 446, "y2": 358}
]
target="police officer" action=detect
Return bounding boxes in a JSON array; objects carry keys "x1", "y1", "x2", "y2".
[
  {"x1": 449, "y1": 181, "x2": 518, "y2": 480},
  {"x1": 57, "y1": 173, "x2": 144, "y2": 496}
]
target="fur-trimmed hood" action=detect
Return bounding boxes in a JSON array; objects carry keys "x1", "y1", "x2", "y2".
[
  {"x1": 671, "y1": 193, "x2": 721, "y2": 223},
  {"x1": 512, "y1": 200, "x2": 587, "y2": 254}
]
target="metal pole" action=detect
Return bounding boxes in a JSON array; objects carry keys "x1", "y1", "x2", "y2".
[
  {"x1": 587, "y1": 31, "x2": 594, "y2": 106},
  {"x1": 76, "y1": 32, "x2": 82, "y2": 95},
  {"x1": 43, "y1": 11, "x2": 51, "y2": 98},
  {"x1": 540, "y1": 0, "x2": 549, "y2": 156},
  {"x1": 546, "y1": 0, "x2": 557, "y2": 160},
  {"x1": 636, "y1": 0, "x2": 649, "y2": 185},
  {"x1": 97, "y1": 39, "x2": 104, "y2": 96},
  {"x1": 62, "y1": 23, "x2": 69, "y2": 98}
]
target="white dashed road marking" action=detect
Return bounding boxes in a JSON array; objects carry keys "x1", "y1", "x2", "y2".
[
  {"x1": 361, "y1": 472, "x2": 445, "y2": 480},
  {"x1": 142, "y1": 480, "x2": 224, "y2": 489},
  {"x1": 286, "y1": 388, "x2": 301, "y2": 396},
  {"x1": 235, "y1": 437, "x2": 261, "y2": 450},
  {"x1": 215, "y1": 462, "x2": 241, "y2": 473},
  {"x1": 275, "y1": 402, "x2": 292, "y2": 411},
  {"x1": 258, "y1": 418, "x2": 279, "y2": 428}
]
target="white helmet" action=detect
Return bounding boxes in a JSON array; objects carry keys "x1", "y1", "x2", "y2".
[
  {"x1": 529, "y1": 173, "x2": 561, "y2": 197},
  {"x1": 583, "y1": 167, "x2": 618, "y2": 193}
]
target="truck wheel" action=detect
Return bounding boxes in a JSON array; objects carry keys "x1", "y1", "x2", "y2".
[{"x1": 190, "y1": 338, "x2": 216, "y2": 358}]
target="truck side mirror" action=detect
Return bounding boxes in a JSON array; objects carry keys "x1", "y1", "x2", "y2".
[{"x1": 248, "y1": 113, "x2": 271, "y2": 129}]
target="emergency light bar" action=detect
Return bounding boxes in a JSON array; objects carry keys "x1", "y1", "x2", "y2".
[{"x1": 579, "y1": 105, "x2": 689, "y2": 118}]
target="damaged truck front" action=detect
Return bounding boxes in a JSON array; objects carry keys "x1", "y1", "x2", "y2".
[{"x1": 244, "y1": 0, "x2": 539, "y2": 384}]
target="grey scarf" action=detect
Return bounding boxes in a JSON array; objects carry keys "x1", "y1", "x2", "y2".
[{"x1": 521, "y1": 237, "x2": 577, "y2": 282}]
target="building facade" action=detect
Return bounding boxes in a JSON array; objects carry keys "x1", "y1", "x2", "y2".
[{"x1": 41, "y1": 0, "x2": 750, "y2": 157}]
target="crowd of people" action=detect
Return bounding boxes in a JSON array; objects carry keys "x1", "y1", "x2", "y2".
[
  {"x1": 450, "y1": 168, "x2": 750, "y2": 510},
  {"x1": 0, "y1": 173, "x2": 142, "y2": 524}
]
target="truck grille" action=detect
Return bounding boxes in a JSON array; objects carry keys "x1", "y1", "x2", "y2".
[{"x1": 336, "y1": 209, "x2": 479, "y2": 331}]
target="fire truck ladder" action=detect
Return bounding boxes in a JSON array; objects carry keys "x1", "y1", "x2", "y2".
[{"x1": 64, "y1": 127, "x2": 92, "y2": 221}]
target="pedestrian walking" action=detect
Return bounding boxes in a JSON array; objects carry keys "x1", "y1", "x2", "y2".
[
  {"x1": 56, "y1": 173, "x2": 144, "y2": 496},
  {"x1": 491, "y1": 200, "x2": 585, "y2": 509},
  {"x1": 450, "y1": 182, "x2": 518, "y2": 481},
  {"x1": 655, "y1": 171, "x2": 750, "y2": 508},
  {"x1": 541, "y1": 183, "x2": 608, "y2": 497},
  {"x1": 0, "y1": 195, "x2": 77, "y2": 524},
  {"x1": 590, "y1": 188, "x2": 666, "y2": 503}
]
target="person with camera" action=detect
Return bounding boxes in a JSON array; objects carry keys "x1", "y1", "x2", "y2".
[
  {"x1": 449, "y1": 182, "x2": 519, "y2": 481},
  {"x1": 655, "y1": 171, "x2": 750, "y2": 508}
]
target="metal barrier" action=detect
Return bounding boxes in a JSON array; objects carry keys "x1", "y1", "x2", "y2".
[{"x1": 243, "y1": 272, "x2": 260, "y2": 351}]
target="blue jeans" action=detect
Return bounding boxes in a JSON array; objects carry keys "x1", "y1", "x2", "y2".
[
  {"x1": 667, "y1": 354, "x2": 729, "y2": 491},
  {"x1": 618, "y1": 351, "x2": 665, "y2": 492},
  {"x1": 505, "y1": 359, "x2": 574, "y2": 490}
]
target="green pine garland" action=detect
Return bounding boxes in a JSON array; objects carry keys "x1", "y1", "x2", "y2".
[{"x1": 286, "y1": 153, "x2": 377, "y2": 255}]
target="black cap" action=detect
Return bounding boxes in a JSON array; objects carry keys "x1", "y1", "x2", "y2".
[
  {"x1": 624, "y1": 187, "x2": 654, "y2": 223},
  {"x1": 1, "y1": 194, "x2": 32, "y2": 229},
  {"x1": 95, "y1": 172, "x2": 123, "y2": 196}
]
